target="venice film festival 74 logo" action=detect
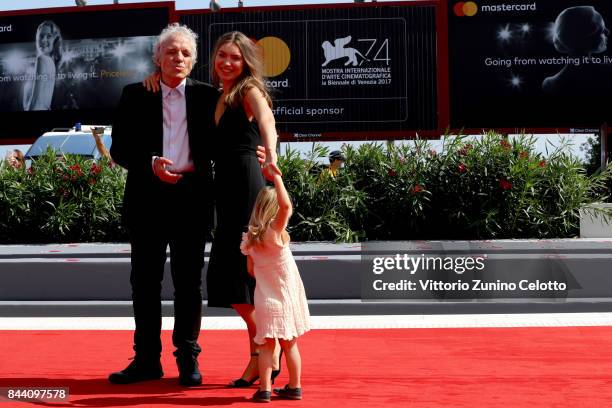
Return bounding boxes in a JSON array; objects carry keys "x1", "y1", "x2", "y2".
[{"x1": 320, "y1": 35, "x2": 392, "y2": 87}]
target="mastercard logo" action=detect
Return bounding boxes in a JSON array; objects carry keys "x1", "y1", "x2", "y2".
[
  {"x1": 256, "y1": 36, "x2": 291, "y2": 77},
  {"x1": 453, "y1": 1, "x2": 478, "y2": 16}
]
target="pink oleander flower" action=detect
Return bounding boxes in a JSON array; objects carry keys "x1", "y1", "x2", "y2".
[
  {"x1": 459, "y1": 143, "x2": 473, "y2": 156},
  {"x1": 499, "y1": 179, "x2": 512, "y2": 190},
  {"x1": 410, "y1": 184, "x2": 424, "y2": 195},
  {"x1": 90, "y1": 163, "x2": 102, "y2": 175}
]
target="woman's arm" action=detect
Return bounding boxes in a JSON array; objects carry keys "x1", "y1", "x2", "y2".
[
  {"x1": 23, "y1": 55, "x2": 55, "y2": 111},
  {"x1": 91, "y1": 127, "x2": 112, "y2": 160},
  {"x1": 244, "y1": 88, "x2": 277, "y2": 165}
]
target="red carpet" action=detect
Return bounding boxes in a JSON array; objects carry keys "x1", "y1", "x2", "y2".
[{"x1": 1, "y1": 327, "x2": 612, "y2": 407}]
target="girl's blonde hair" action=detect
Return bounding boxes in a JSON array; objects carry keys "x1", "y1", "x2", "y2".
[
  {"x1": 211, "y1": 31, "x2": 272, "y2": 108},
  {"x1": 245, "y1": 187, "x2": 279, "y2": 247}
]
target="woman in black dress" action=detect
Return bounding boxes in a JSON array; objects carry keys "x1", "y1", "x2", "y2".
[{"x1": 206, "y1": 31, "x2": 280, "y2": 387}]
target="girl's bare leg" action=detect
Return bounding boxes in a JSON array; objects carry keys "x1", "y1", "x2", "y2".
[
  {"x1": 279, "y1": 338, "x2": 301, "y2": 388},
  {"x1": 258, "y1": 338, "x2": 276, "y2": 391}
]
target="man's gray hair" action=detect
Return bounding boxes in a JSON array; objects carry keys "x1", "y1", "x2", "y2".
[{"x1": 153, "y1": 23, "x2": 199, "y2": 66}]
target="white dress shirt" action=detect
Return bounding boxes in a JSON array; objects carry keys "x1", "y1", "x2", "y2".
[{"x1": 160, "y1": 79, "x2": 194, "y2": 173}]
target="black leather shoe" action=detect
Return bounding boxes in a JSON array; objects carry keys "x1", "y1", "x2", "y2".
[
  {"x1": 176, "y1": 356, "x2": 202, "y2": 387},
  {"x1": 273, "y1": 384, "x2": 302, "y2": 400},
  {"x1": 108, "y1": 359, "x2": 163, "y2": 384},
  {"x1": 252, "y1": 390, "x2": 271, "y2": 403},
  {"x1": 228, "y1": 352, "x2": 259, "y2": 388}
]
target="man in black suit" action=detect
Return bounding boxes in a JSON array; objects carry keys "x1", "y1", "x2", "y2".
[{"x1": 108, "y1": 23, "x2": 218, "y2": 386}]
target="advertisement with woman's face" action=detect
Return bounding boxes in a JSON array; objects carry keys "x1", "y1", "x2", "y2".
[
  {"x1": 448, "y1": 0, "x2": 612, "y2": 129},
  {"x1": 0, "y1": 8, "x2": 167, "y2": 113}
]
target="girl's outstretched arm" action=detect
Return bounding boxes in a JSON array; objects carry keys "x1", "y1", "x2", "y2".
[{"x1": 269, "y1": 163, "x2": 292, "y2": 232}]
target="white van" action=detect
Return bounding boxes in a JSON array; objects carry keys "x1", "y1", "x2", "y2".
[{"x1": 25, "y1": 125, "x2": 112, "y2": 160}]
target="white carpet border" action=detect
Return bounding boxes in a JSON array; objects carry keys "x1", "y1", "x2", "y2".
[{"x1": 2, "y1": 313, "x2": 612, "y2": 330}]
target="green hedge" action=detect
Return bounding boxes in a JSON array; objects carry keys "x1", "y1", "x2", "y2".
[
  {"x1": 281, "y1": 132, "x2": 610, "y2": 242},
  {"x1": 0, "y1": 149, "x2": 126, "y2": 244},
  {"x1": 1, "y1": 133, "x2": 610, "y2": 243}
]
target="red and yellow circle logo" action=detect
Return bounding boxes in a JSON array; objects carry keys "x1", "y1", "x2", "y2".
[
  {"x1": 453, "y1": 2, "x2": 478, "y2": 17},
  {"x1": 256, "y1": 36, "x2": 291, "y2": 77}
]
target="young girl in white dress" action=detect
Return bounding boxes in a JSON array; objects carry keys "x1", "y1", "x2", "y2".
[{"x1": 240, "y1": 163, "x2": 310, "y2": 402}]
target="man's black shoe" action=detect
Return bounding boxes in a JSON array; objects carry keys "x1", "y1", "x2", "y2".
[
  {"x1": 108, "y1": 359, "x2": 163, "y2": 384},
  {"x1": 176, "y1": 356, "x2": 202, "y2": 387}
]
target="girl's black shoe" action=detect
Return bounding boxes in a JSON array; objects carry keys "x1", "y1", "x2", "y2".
[
  {"x1": 252, "y1": 390, "x2": 271, "y2": 403},
  {"x1": 273, "y1": 384, "x2": 302, "y2": 400}
]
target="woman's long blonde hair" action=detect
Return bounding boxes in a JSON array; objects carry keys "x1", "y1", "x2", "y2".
[
  {"x1": 211, "y1": 31, "x2": 272, "y2": 108},
  {"x1": 245, "y1": 187, "x2": 279, "y2": 247},
  {"x1": 36, "y1": 20, "x2": 62, "y2": 65}
]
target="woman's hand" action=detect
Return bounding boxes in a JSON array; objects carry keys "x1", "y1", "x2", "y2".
[
  {"x1": 142, "y1": 71, "x2": 161, "y2": 92},
  {"x1": 256, "y1": 145, "x2": 266, "y2": 165}
]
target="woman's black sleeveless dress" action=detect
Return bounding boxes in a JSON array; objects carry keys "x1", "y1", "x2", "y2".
[{"x1": 206, "y1": 103, "x2": 265, "y2": 308}]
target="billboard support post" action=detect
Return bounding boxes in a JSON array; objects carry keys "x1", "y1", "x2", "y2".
[{"x1": 601, "y1": 122, "x2": 609, "y2": 170}]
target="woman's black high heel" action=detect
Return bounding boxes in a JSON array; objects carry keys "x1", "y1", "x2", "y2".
[
  {"x1": 228, "y1": 353, "x2": 259, "y2": 388},
  {"x1": 270, "y1": 349, "x2": 284, "y2": 384}
]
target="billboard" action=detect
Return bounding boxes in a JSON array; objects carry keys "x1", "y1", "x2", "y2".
[
  {"x1": 448, "y1": 0, "x2": 612, "y2": 129},
  {"x1": 0, "y1": 4, "x2": 170, "y2": 141},
  {"x1": 180, "y1": 3, "x2": 437, "y2": 141}
]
